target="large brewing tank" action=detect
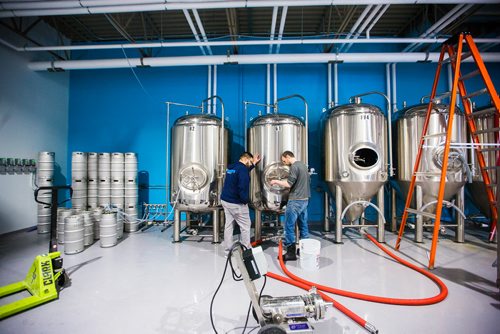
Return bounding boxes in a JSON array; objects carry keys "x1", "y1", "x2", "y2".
[
  {"x1": 170, "y1": 114, "x2": 228, "y2": 212},
  {"x1": 248, "y1": 114, "x2": 307, "y2": 212},
  {"x1": 396, "y1": 102, "x2": 468, "y2": 207},
  {"x1": 324, "y1": 98, "x2": 388, "y2": 222},
  {"x1": 468, "y1": 104, "x2": 497, "y2": 219}
]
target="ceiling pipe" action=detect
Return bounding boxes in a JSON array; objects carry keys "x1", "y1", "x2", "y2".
[
  {"x1": 338, "y1": 5, "x2": 373, "y2": 53},
  {"x1": 269, "y1": 6, "x2": 279, "y2": 54},
  {"x1": 192, "y1": 9, "x2": 212, "y2": 55},
  {"x1": 182, "y1": 9, "x2": 206, "y2": 55},
  {"x1": 1, "y1": 1, "x2": 498, "y2": 18},
  {"x1": 365, "y1": 4, "x2": 390, "y2": 39},
  {"x1": 343, "y1": 4, "x2": 383, "y2": 53},
  {"x1": 275, "y1": 6, "x2": 288, "y2": 54},
  {"x1": 5, "y1": 37, "x2": 500, "y2": 53},
  {"x1": 404, "y1": 4, "x2": 470, "y2": 52},
  {"x1": 28, "y1": 52, "x2": 500, "y2": 71}
]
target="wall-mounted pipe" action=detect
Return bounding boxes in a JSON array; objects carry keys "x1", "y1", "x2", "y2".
[
  {"x1": 4, "y1": 37, "x2": 500, "y2": 53},
  {"x1": 28, "y1": 52, "x2": 500, "y2": 71},
  {"x1": 266, "y1": 64, "x2": 271, "y2": 113},
  {"x1": 334, "y1": 63, "x2": 338, "y2": 106},
  {"x1": 2, "y1": 1, "x2": 495, "y2": 18},
  {"x1": 273, "y1": 64, "x2": 278, "y2": 105},
  {"x1": 327, "y1": 63, "x2": 332, "y2": 106}
]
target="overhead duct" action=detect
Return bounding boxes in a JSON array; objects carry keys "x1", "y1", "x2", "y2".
[
  {"x1": 29, "y1": 52, "x2": 500, "y2": 71},
  {"x1": 3, "y1": 37, "x2": 500, "y2": 53},
  {"x1": 0, "y1": 0, "x2": 498, "y2": 18}
]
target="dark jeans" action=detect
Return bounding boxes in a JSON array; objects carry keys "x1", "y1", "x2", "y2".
[{"x1": 284, "y1": 199, "x2": 309, "y2": 246}]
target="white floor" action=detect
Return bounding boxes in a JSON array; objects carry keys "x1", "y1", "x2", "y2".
[{"x1": 0, "y1": 224, "x2": 499, "y2": 334}]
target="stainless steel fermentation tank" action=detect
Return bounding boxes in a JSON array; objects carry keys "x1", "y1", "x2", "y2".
[
  {"x1": 245, "y1": 95, "x2": 309, "y2": 241},
  {"x1": 467, "y1": 104, "x2": 497, "y2": 221},
  {"x1": 324, "y1": 94, "x2": 389, "y2": 243},
  {"x1": 167, "y1": 96, "x2": 228, "y2": 243},
  {"x1": 395, "y1": 101, "x2": 468, "y2": 242}
]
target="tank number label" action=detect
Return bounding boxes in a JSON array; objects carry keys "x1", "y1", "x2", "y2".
[{"x1": 360, "y1": 115, "x2": 370, "y2": 120}]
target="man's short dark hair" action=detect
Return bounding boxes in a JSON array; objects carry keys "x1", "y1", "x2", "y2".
[
  {"x1": 240, "y1": 152, "x2": 254, "y2": 160},
  {"x1": 282, "y1": 151, "x2": 295, "y2": 158}
]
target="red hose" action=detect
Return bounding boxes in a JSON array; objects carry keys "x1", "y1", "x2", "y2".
[{"x1": 276, "y1": 233, "x2": 448, "y2": 305}]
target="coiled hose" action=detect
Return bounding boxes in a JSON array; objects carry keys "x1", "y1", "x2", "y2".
[{"x1": 255, "y1": 232, "x2": 449, "y2": 332}]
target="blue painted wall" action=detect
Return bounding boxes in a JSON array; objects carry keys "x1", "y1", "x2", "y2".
[{"x1": 68, "y1": 54, "x2": 500, "y2": 222}]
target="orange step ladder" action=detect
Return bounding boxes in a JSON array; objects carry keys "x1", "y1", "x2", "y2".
[{"x1": 395, "y1": 32, "x2": 500, "y2": 269}]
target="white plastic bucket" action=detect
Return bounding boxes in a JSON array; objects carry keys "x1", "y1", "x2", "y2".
[{"x1": 299, "y1": 239, "x2": 321, "y2": 271}]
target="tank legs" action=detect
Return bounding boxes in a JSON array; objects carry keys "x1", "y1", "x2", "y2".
[
  {"x1": 377, "y1": 187, "x2": 385, "y2": 243},
  {"x1": 324, "y1": 193, "x2": 330, "y2": 232},
  {"x1": 212, "y1": 208, "x2": 220, "y2": 244},
  {"x1": 254, "y1": 209, "x2": 262, "y2": 242},
  {"x1": 415, "y1": 185, "x2": 424, "y2": 243},
  {"x1": 455, "y1": 187, "x2": 465, "y2": 243},
  {"x1": 335, "y1": 185, "x2": 343, "y2": 244},
  {"x1": 391, "y1": 188, "x2": 397, "y2": 232},
  {"x1": 173, "y1": 209, "x2": 181, "y2": 243}
]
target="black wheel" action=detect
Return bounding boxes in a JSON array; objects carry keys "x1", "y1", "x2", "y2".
[{"x1": 56, "y1": 269, "x2": 69, "y2": 290}]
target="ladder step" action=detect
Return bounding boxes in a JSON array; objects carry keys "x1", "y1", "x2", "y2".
[
  {"x1": 459, "y1": 69, "x2": 480, "y2": 81},
  {"x1": 415, "y1": 171, "x2": 443, "y2": 176},
  {"x1": 423, "y1": 132, "x2": 448, "y2": 139},
  {"x1": 446, "y1": 51, "x2": 472, "y2": 63},
  {"x1": 478, "y1": 147, "x2": 500, "y2": 153},
  {"x1": 464, "y1": 88, "x2": 488, "y2": 99},
  {"x1": 473, "y1": 127, "x2": 500, "y2": 135},
  {"x1": 468, "y1": 107, "x2": 497, "y2": 118},
  {"x1": 406, "y1": 208, "x2": 437, "y2": 219},
  {"x1": 482, "y1": 166, "x2": 498, "y2": 170}
]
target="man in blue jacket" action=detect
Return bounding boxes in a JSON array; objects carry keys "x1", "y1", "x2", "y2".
[{"x1": 221, "y1": 151, "x2": 261, "y2": 252}]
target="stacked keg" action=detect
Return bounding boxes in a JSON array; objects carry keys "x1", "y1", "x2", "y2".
[
  {"x1": 98, "y1": 153, "x2": 112, "y2": 207},
  {"x1": 36, "y1": 151, "x2": 55, "y2": 234},
  {"x1": 111, "y1": 153, "x2": 125, "y2": 210},
  {"x1": 71, "y1": 152, "x2": 87, "y2": 210},
  {"x1": 124, "y1": 152, "x2": 139, "y2": 232},
  {"x1": 87, "y1": 152, "x2": 98, "y2": 209}
]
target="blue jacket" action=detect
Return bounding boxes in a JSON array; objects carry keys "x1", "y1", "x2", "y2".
[{"x1": 221, "y1": 161, "x2": 254, "y2": 205}]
